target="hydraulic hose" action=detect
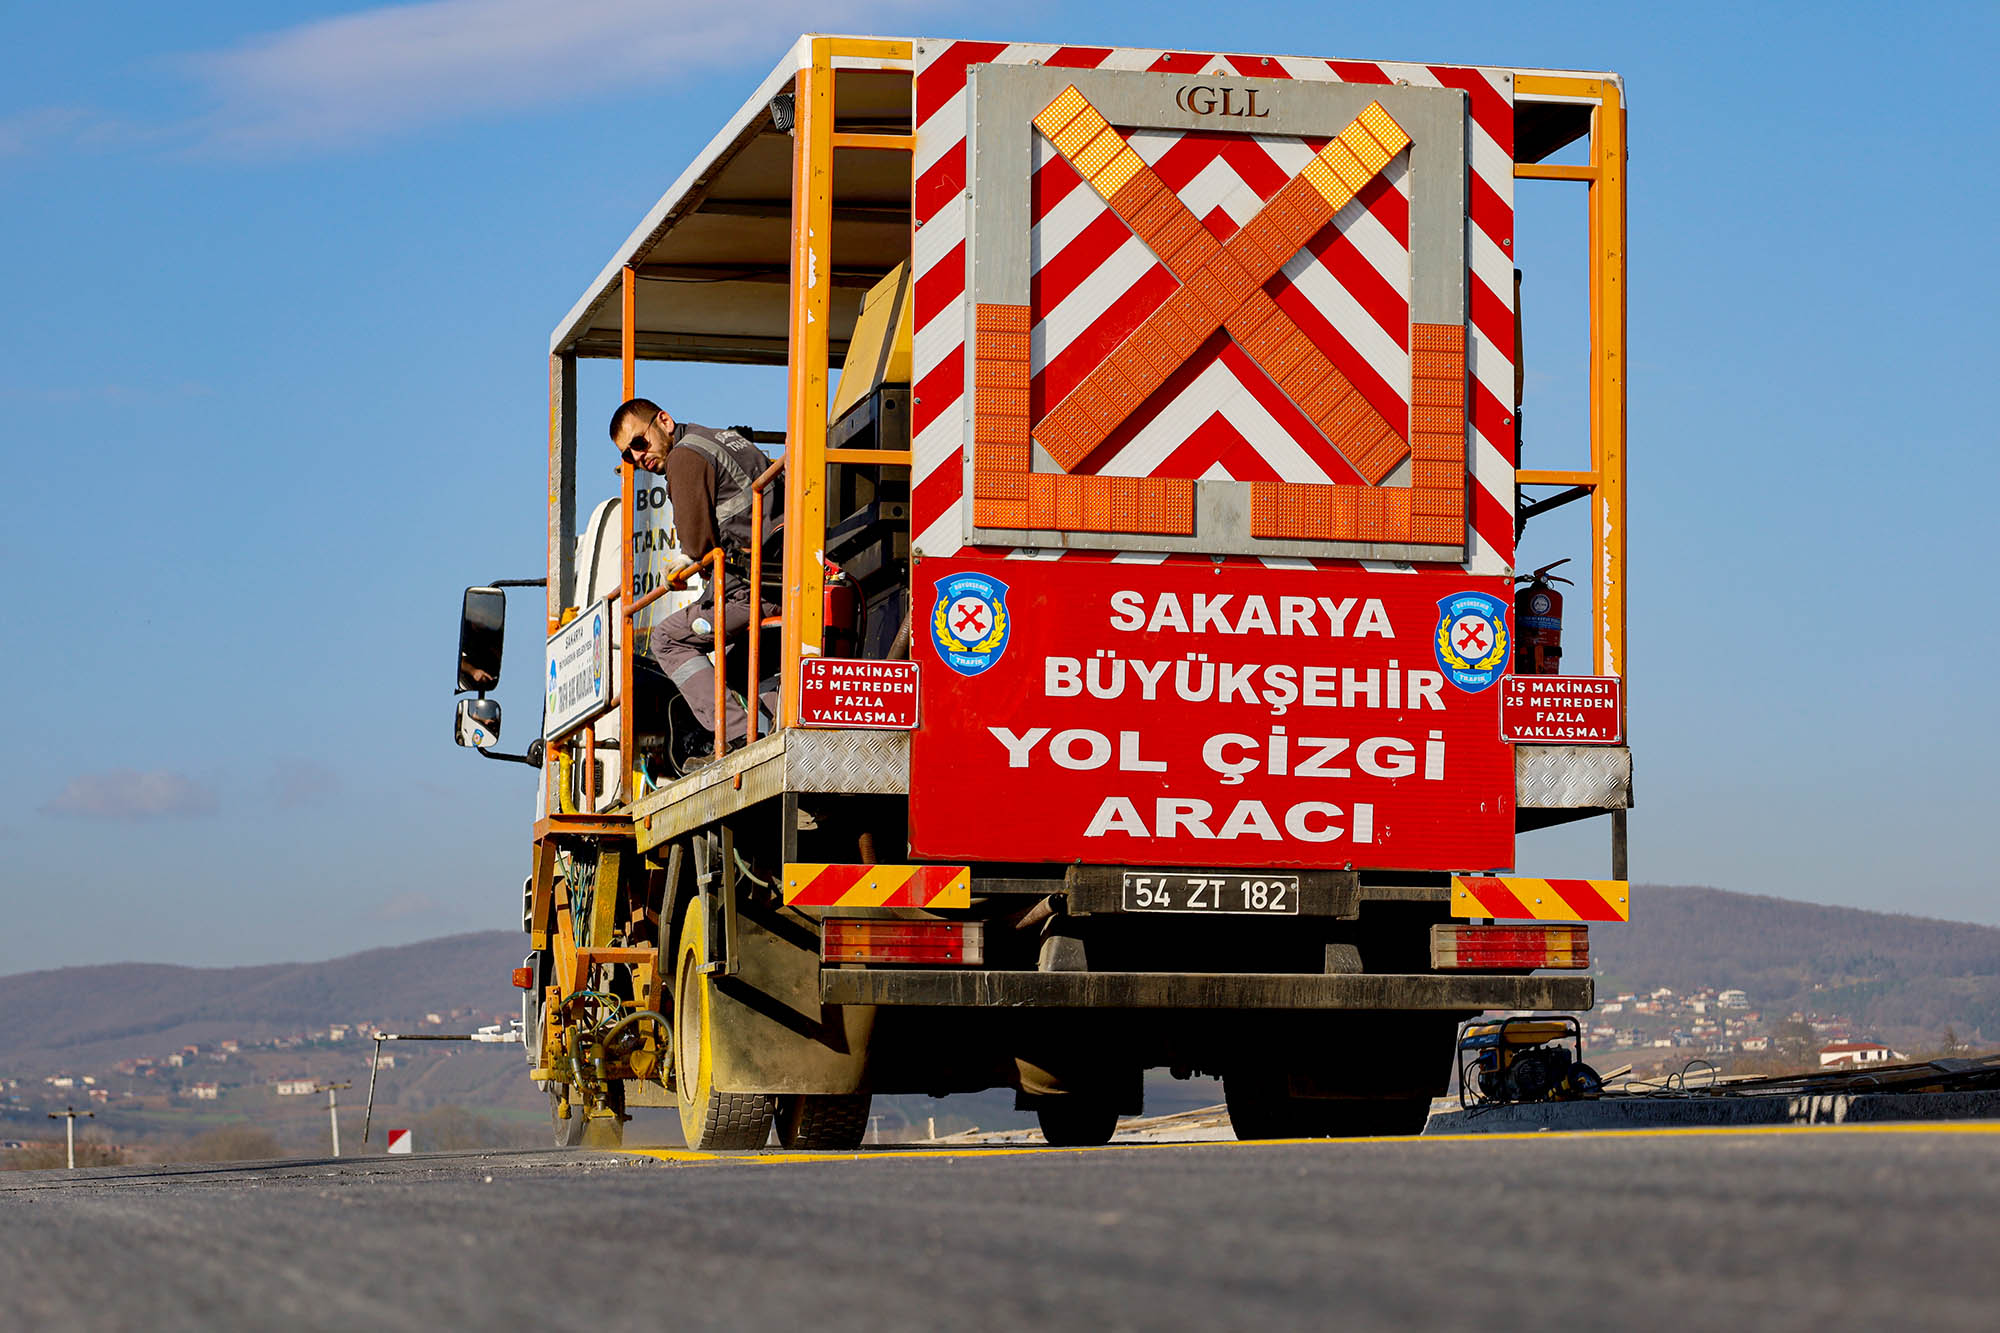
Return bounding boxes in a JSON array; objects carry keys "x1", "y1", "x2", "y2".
[
  {"x1": 601, "y1": 1009, "x2": 671, "y2": 1047},
  {"x1": 602, "y1": 1009, "x2": 673, "y2": 1086}
]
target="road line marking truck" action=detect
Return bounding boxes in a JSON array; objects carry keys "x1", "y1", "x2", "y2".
[{"x1": 451, "y1": 35, "x2": 1631, "y2": 1149}]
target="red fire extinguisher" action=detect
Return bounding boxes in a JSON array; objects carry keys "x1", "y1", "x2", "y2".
[
  {"x1": 1514, "y1": 558, "x2": 1572, "y2": 676},
  {"x1": 822, "y1": 560, "x2": 859, "y2": 658}
]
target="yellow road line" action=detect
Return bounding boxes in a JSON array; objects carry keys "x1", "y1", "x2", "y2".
[
  {"x1": 618, "y1": 1118, "x2": 2000, "y2": 1167},
  {"x1": 622, "y1": 1141, "x2": 1212, "y2": 1166},
  {"x1": 1417, "y1": 1120, "x2": 2000, "y2": 1145}
]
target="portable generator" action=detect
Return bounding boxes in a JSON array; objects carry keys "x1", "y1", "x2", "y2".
[{"x1": 1457, "y1": 1015, "x2": 1604, "y2": 1108}]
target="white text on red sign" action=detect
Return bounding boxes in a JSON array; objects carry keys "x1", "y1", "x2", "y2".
[
  {"x1": 799, "y1": 659, "x2": 920, "y2": 730},
  {"x1": 1499, "y1": 675, "x2": 1623, "y2": 744},
  {"x1": 910, "y1": 560, "x2": 1514, "y2": 872}
]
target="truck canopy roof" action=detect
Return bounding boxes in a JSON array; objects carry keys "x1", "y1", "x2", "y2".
[
  {"x1": 548, "y1": 35, "x2": 1609, "y2": 365},
  {"x1": 549, "y1": 35, "x2": 913, "y2": 365}
]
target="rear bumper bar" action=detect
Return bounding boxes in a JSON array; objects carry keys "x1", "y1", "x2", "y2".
[{"x1": 821, "y1": 970, "x2": 1592, "y2": 1012}]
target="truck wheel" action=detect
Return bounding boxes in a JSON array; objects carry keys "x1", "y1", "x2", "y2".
[
  {"x1": 775, "y1": 1094, "x2": 872, "y2": 1150},
  {"x1": 674, "y1": 896, "x2": 775, "y2": 1150},
  {"x1": 1298, "y1": 1095, "x2": 1431, "y2": 1139},
  {"x1": 1035, "y1": 1097, "x2": 1120, "y2": 1147},
  {"x1": 550, "y1": 1088, "x2": 586, "y2": 1147},
  {"x1": 1223, "y1": 1071, "x2": 1304, "y2": 1141}
]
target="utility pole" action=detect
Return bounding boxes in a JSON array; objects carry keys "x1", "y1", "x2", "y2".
[
  {"x1": 47, "y1": 1106, "x2": 93, "y2": 1170},
  {"x1": 314, "y1": 1082, "x2": 353, "y2": 1158}
]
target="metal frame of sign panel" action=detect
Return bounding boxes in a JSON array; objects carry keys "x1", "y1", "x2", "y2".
[{"x1": 543, "y1": 597, "x2": 616, "y2": 741}]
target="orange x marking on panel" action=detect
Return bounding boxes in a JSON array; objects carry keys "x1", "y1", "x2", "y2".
[{"x1": 1032, "y1": 89, "x2": 1414, "y2": 484}]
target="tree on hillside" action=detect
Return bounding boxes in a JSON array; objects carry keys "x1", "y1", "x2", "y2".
[
  {"x1": 411, "y1": 1105, "x2": 524, "y2": 1150},
  {"x1": 1, "y1": 1140, "x2": 125, "y2": 1171},
  {"x1": 1773, "y1": 1020, "x2": 1818, "y2": 1065},
  {"x1": 1914, "y1": 1027, "x2": 1970, "y2": 1060},
  {"x1": 176, "y1": 1125, "x2": 284, "y2": 1163}
]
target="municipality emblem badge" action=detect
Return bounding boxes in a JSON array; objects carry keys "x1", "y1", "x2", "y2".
[
  {"x1": 1434, "y1": 591, "x2": 1510, "y2": 692},
  {"x1": 931, "y1": 573, "x2": 1011, "y2": 676}
]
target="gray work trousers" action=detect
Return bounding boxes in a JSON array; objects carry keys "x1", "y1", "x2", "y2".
[{"x1": 648, "y1": 580, "x2": 778, "y2": 746}]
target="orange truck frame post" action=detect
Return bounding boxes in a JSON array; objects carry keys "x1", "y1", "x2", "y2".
[{"x1": 460, "y1": 36, "x2": 1632, "y2": 1152}]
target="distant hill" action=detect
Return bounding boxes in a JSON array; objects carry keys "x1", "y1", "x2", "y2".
[
  {"x1": 4, "y1": 885, "x2": 1996, "y2": 1070},
  {"x1": 0, "y1": 931, "x2": 523, "y2": 1070},
  {"x1": 1592, "y1": 885, "x2": 2000, "y2": 1045}
]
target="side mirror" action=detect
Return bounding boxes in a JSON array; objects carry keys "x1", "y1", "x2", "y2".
[
  {"x1": 455, "y1": 697, "x2": 501, "y2": 749},
  {"x1": 457, "y1": 587, "x2": 507, "y2": 693}
]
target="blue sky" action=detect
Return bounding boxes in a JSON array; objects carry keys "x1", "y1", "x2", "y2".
[{"x1": 1, "y1": 1, "x2": 1995, "y2": 973}]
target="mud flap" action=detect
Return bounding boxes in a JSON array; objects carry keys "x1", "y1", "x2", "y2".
[{"x1": 702, "y1": 890, "x2": 876, "y2": 1096}]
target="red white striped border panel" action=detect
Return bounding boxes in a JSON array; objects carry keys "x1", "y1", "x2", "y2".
[{"x1": 911, "y1": 40, "x2": 1515, "y2": 573}]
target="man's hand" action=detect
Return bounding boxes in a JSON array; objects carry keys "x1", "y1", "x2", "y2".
[{"x1": 661, "y1": 552, "x2": 699, "y2": 585}]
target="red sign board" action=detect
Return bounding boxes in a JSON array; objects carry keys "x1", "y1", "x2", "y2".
[
  {"x1": 1500, "y1": 675, "x2": 1623, "y2": 744},
  {"x1": 908, "y1": 556, "x2": 1515, "y2": 872},
  {"x1": 799, "y1": 658, "x2": 920, "y2": 730}
]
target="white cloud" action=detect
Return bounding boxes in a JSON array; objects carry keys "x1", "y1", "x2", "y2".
[
  {"x1": 0, "y1": 107, "x2": 85, "y2": 156},
  {"x1": 0, "y1": 106, "x2": 157, "y2": 158},
  {"x1": 41, "y1": 770, "x2": 219, "y2": 820},
  {"x1": 182, "y1": 0, "x2": 929, "y2": 152},
  {"x1": 271, "y1": 759, "x2": 343, "y2": 811}
]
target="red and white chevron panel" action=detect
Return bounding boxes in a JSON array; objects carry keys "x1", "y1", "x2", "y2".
[{"x1": 912, "y1": 41, "x2": 1517, "y2": 572}]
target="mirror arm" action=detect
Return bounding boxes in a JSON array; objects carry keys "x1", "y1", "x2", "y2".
[
  {"x1": 487, "y1": 578, "x2": 548, "y2": 589},
  {"x1": 477, "y1": 739, "x2": 546, "y2": 769}
]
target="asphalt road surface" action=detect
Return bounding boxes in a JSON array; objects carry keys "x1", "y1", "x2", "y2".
[{"x1": 4, "y1": 1124, "x2": 1997, "y2": 1332}]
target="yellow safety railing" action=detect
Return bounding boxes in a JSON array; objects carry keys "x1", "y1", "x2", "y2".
[
  {"x1": 745, "y1": 455, "x2": 785, "y2": 747},
  {"x1": 1513, "y1": 76, "x2": 1628, "y2": 691},
  {"x1": 555, "y1": 39, "x2": 916, "y2": 807}
]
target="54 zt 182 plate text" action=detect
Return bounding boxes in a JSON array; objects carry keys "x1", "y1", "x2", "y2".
[{"x1": 1121, "y1": 873, "x2": 1301, "y2": 915}]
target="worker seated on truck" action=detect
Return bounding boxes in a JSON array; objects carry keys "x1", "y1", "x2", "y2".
[{"x1": 611, "y1": 398, "x2": 781, "y2": 763}]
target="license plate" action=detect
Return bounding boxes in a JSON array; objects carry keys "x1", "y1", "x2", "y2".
[{"x1": 1121, "y1": 873, "x2": 1301, "y2": 915}]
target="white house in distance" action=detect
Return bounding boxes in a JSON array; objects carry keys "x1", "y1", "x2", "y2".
[
  {"x1": 1819, "y1": 1042, "x2": 1904, "y2": 1069},
  {"x1": 273, "y1": 1079, "x2": 316, "y2": 1096}
]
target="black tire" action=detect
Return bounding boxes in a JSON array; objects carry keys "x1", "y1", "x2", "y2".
[
  {"x1": 1223, "y1": 1071, "x2": 1304, "y2": 1141},
  {"x1": 1297, "y1": 1095, "x2": 1431, "y2": 1139},
  {"x1": 1035, "y1": 1097, "x2": 1120, "y2": 1147},
  {"x1": 776, "y1": 1094, "x2": 873, "y2": 1150},
  {"x1": 674, "y1": 896, "x2": 776, "y2": 1150},
  {"x1": 550, "y1": 1088, "x2": 586, "y2": 1148}
]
